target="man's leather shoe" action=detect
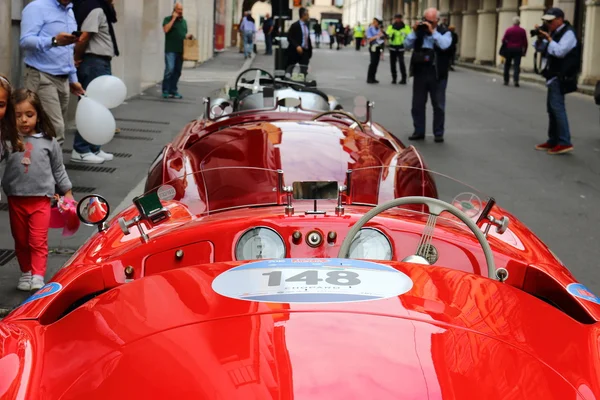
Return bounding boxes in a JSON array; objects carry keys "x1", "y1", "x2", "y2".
[
  {"x1": 408, "y1": 133, "x2": 425, "y2": 141},
  {"x1": 392, "y1": 79, "x2": 397, "y2": 84},
  {"x1": 434, "y1": 136, "x2": 444, "y2": 143},
  {"x1": 400, "y1": 79, "x2": 407, "y2": 84}
]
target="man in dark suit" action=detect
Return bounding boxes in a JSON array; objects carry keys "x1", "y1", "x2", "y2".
[{"x1": 286, "y1": 7, "x2": 312, "y2": 73}]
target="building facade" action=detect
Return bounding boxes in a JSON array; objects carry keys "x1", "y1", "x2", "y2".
[
  {"x1": 1, "y1": 0, "x2": 232, "y2": 97},
  {"x1": 345, "y1": 0, "x2": 599, "y2": 84}
]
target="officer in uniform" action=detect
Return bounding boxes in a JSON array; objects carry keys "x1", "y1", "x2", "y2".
[
  {"x1": 403, "y1": 8, "x2": 452, "y2": 143},
  {"x1": 353, "y1": 22, "x2": 365, "y2": 51},
  {"x1": 386, "y1": 14, "x2": 412, "y2": 84},
  {"x1": 366, "y1": 17, "x2": 385, "y2": 84}
]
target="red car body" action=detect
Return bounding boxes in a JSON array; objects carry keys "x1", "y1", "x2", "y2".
[{"x1": 1, "y1": 111, "x2": 599, "y2": 399}]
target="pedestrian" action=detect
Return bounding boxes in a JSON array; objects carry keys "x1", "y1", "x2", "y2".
[
  {"x1": 20, "y1": 0, "x2": 85, "y2": 146},
  {"x1": 328, "y1": 23, "x2": 336, "y2": 49},
  {"x1": 387, "y1": 14, "x2": 411, "y2": 84},
  {"x1": 0, "y1": 76, "x2": 21, "y2": 162},
  {"x1": 240, "y1": 12, "x2": 256, "y2": 59},
  {"x1": 345, "y1": 25, "x2": 352, "y2": 46},
  {"x1": 501, "y1": 16, "x2": 528, "y2": 87},
  {"x1": 353, "y1": 22, "x2": 365, "y2": 51},
  {"x1": 533, "y1": 8, "x2": 579, "y2": 154},
  {"x1": 2, "y1": 89, "x2": 73, "y2": 291},
  {"x1": 286, "y1": 8, "x2": 312, "y2": 73},
  {"x1": 314, "y1": 21, "x2": 322, "y2": 49},
  {"x1": 404, "y1": 8, "x2": 453, "y2": 143},
  {"x1": 162, "y1": 2, "x2": 192, "y2": 99},
  {"x1": 448, "y1": 25, "x2": 459, "y2": 70},
  {"x1": 336, "y1": 21, "x2": 345, "y2": 50},
  {"x1": 366, "y1": 17, "x2": 385, "y2": 84},
  {"x1": 262, "y1": 13, "x2": 274, "y2": 55},
  {"x1": 70, "y1": 0, "x2": 117, "y2": 164}
]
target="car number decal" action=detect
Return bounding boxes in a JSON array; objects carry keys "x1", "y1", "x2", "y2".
[
  {"x1": 212, "y1": 258, "x2": 413, "y2": 304},
  {"x1": 21, "y1": 282, "x2": 63, "y2": 306},
  {"x1": 566, "y1": 283, "x2": 600, "y2": 305}
]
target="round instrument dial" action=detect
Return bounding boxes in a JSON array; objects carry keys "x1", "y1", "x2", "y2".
[
  {"x1": 236, "y1": 227, "x2": 286, "y2": 261},
  {"x1": 348, "y1": 228, "x2": 393, "y2": 261}
]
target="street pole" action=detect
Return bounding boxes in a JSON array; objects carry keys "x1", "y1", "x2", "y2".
[{"x1": 272, "y1": 0, "x2": 292, "y2": 75}]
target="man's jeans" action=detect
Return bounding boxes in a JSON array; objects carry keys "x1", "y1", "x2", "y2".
[
  {"x1": 504, "y1": 49, "x2": 522, "y2": 84},
  {"x1": 243, "y1": 31, "x2": 254, "y2": 58},
  {"x1": 265, "y1": 33, "x2": 273, "y2": 54},
  {"x1": 74, "y1": 55, "x2": 112, "y2": 154},
  {"x1": 546, "y1": 79, "x2": 572, "y2": 146},
  {"x1": 162, "y1": 52, "x2": 184, "y2": 95},
  {"x1": 412, "y1": 68, "x2": 448, "y2": 136}
]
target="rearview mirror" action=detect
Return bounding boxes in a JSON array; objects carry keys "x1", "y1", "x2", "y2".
[
  {"x1": 77, "y1": 195, "x2": 110, "y2": 226},
  {"x1": 292, "y1": 181, "x2": 338, "y2": 200},
  {"x1": 277, "y1": 97, "x2": 301, "y2": 108}
]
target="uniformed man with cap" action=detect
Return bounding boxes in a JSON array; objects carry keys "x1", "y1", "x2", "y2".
[{"x1": 386, "y1": 14, "x2": 411, "y2": 84}]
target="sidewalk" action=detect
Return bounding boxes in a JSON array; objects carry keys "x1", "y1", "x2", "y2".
[
  {"x1": 456, "y1": 61, "x2": 596, "y2": 96},
  {"x1": 0, "y1": 48, "x2": 253, "y2": 316}
]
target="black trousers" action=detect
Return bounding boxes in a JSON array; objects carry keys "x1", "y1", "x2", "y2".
[
  {"x1": 390, "y1": 50, "x2": 407, "y2": 82},
  {"x1": 368, "y1": 46, "x2": 382, "y2": 81},
  {"x1": 355, "y1": 38, "x2": 362, "y2": 51},
  {"x1": 411, "y1": 67, "x2": 448, "y2": 136},
  {"x1": 504, "y1": 49, "x2": 522, "y2": 84}
]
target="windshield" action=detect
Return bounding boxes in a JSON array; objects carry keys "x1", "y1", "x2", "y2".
[{"x1": 144, "y1": 166, "x2": 492, "y2": 221}]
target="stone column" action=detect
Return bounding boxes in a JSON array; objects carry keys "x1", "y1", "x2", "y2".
[
  {"x1": 474, "y1": 0, "x2": 498, "y2": 64},
  {"x1": 460, "y1": 0, "x2": 478, "y2": 62},
  {"x1": 495, "y1": 0, "x2": 519, "y2": 65},
  {"x1": 450, "y1": 0, "x2": 463, "y2": 58},
  {"x1": 581, "y1": 0, "x2": 600, "y2": 84},
  {"x1": 555, "y1": 0, "x2": 576, "y2": 22},
  {"x1": 519, "y1": 0, "x2": 545, "y2": 71},
  {"x1": 439, "y1": 0, "x2": 451, "y2": 21},
  {"x1": 0, "y1": 0, "x2": 11, "y2": 78}
]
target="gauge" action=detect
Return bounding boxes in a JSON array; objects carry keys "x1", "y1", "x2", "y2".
[
  {"x1": 236, "y1": 227, "x2": 286, "y2": 261},
  {"x1": 348, "y1": 228, "x2": 393, "y2": 260}
]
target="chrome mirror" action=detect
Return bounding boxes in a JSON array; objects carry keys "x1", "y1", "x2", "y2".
[
  {"x1": 277, "y1": 97, "x2": 301, "y2": 108},
  {"x1": 292, "y1": 181, "x2": 339, "y2": 200},
  {"x1": 77, "y1": 195, "x2": 110, "y2": 230}
]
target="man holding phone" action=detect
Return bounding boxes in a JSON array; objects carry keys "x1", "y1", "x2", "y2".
[
  {"x1": 162, "y1": 3, "x2": 193, "y2": 99},
  {"x1": 70, "y1": 0, "x2": 119, "y2": 164},
  {"x1": 20, "y1": 0, "x2": 85, "y2": 145}
]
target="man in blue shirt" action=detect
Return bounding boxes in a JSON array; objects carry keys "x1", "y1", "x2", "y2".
[
  {"x1": 21, "y1": 0, "x2": 85, "y2": 145},
  {"x1": 366, "y1": 17, "x2": 384, "y2": 84},
  {"x1": 286, "y1": 8, "x2": 312, "y2": 73},
  {"x1": 403, "y1": 8, "x2": 452, "y2": 143},
  {"x1": 532, "y1": 8, "x2": 578, "y2": 155}
]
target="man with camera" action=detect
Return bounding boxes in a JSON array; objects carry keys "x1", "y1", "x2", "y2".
[
  {"x1": 403, "y1": 8, "x2": 453, "y2": 143},
  {"x1": 533, "y1": 8, "x2": 579, "y2": 155}
]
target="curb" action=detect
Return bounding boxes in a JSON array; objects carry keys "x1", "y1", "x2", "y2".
[{"x1": 456, "y1": 62, "x2": 596, "y2": 97}]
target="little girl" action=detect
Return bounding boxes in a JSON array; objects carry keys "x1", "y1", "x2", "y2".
[{"x1": 1, "y1": 88, "x2": 74, "y2": 291}]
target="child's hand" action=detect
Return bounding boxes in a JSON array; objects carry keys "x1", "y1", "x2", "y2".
[{"x1": 64, "y1": 191, "x2": 75, "y2": 202}]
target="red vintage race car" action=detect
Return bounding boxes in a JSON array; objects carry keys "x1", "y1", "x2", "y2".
[{"x1": 1, "y1": 69, "x2": 599, "y2": 399}]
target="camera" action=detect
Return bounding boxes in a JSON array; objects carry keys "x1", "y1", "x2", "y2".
[
  {"x1": 530, "y1": 24, "x2": 549, "y2": 37},
  {"x1": 416, "y1": 19, "x2": 432, "y2": 34}
]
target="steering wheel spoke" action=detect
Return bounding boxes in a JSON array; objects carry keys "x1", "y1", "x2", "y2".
[{"x1": 415, "y1": 214, "x2": 438, "y2": 259}]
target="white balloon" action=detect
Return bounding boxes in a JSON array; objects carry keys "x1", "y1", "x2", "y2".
[
  {"x1": 86, "y1": 75, "x2": 127, "y2": 109},
  {"x1": 76, "y1": 97, "x2": 116, "y2": 146}
]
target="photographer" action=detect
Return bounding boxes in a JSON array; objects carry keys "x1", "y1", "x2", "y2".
[
  {"x1": 366, "y1": 17, "x2": 385, "y2": 84},
  {"x1": 533, "y1": 8, "x2": 578, "y2": 155},
  {"x1": 403, "y1": 8, "x2": 453, "y2": 143}
]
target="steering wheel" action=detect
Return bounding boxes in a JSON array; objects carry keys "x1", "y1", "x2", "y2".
[
  {"x1": 234, "y1": 68, "x2": 275, "y2": 93},
  {"x1": 337, "y1": 196, "x2": 498, "y2": 280},
  {"x1": 312, "y1": 111, "x2": 365, "y2": 132}
]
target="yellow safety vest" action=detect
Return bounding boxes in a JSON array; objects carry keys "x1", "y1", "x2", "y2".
[{"x1": 354, "y1": 26, "x2": 365, "y2": 38}]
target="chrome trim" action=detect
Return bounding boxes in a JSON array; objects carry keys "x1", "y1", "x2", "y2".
[{"x1": 235, "y1": 226, "x2": 287, "y2": 261}]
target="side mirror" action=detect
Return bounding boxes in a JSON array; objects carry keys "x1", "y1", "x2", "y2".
[
  {"x1": 77, "y1": 195, "x2": 110, "y2": 230},
  {"x1": 277, "y1": 97, "x2": 301, "y2": 108}
]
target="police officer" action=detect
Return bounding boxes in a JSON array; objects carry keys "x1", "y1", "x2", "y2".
[
  {"x1": 354, "y1": 22, "x2": 365, "y2": 51},
  {"x1": 403, "y1": 8, "x2": 452, "y2": 143},
  {"x1": 533, "y1": 8, "x2": 578, "y2": 155},
  {"x1": 386, "y1": 14, "x2": 411, "y2": 84},
  {"x1": 366, "y1": 17, "x2": 385, "y2": 84}
]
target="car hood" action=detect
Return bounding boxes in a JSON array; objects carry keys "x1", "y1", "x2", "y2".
[{"x1": 31, "y1": 262, "x2": 592, "y2": 398}]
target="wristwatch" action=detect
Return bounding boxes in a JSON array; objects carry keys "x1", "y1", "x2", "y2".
[{"x1": 51, "y1": 37, "x2": 58, "y2": 47}]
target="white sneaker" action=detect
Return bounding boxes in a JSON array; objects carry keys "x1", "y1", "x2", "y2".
[
  {"x1": 31, "y1": 275, "x2": 45, "y2": 291},
  {"x1": 95, "y1": 150, "x2": 114, "y2": 161},
  {"x1": 71, "y1": 150, "x2": 105, "y2": 164},
  {"x1": 17, "y1": 271, "x2": 32, "y2": 292}
]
